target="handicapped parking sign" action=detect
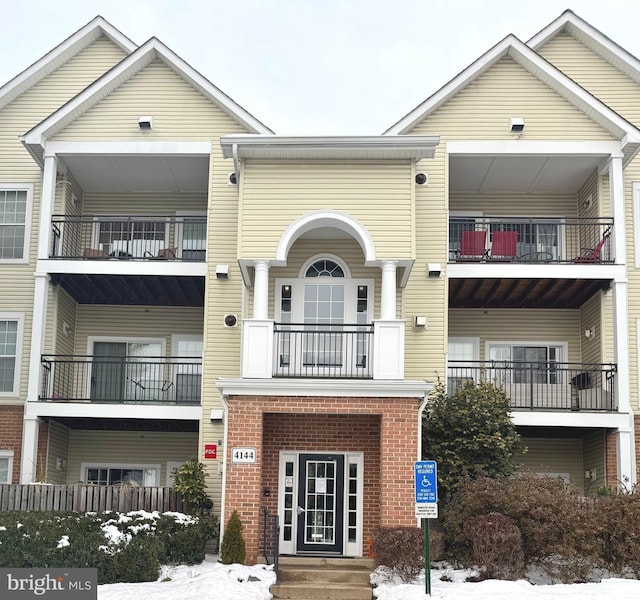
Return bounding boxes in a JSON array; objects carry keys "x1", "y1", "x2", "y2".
[{"x1": 415, "y1": 460, "x2": 438, "y2": 504}]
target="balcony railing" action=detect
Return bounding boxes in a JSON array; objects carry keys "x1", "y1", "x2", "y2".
[
  {"x1": 50, "y1": 215, "x2": 207, "y2": 261},
  {"x1": 448, "y1": 217, "x2": 613, "y2": 263},
  {"x1": 41, "y1": 355, "x2": 202, "y2": 405},
  {"x1": 447, "y1": 361, "x2": 617, "y2": 411},
  {"x1": 273, "y1": 323, "x2": 373, "y2": 378}
]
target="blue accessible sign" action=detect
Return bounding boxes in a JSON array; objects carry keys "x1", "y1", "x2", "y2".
[{"x1": 414, "y1": 460, "x2": 438, "y2": 504}]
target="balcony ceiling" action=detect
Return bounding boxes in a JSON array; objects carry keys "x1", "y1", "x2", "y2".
[
  {"x1": 450, "y1": 155, "x2": 604, "y2": 194},
  {"x1": 50, "y1": 273, "x2": 205, "y2": 306},
  {"x1": 449, "y1": 277, "x2": 611, "y2": 309},
  {"x1": 51, "y1": 417, "x2": 199, "y2": 431},
  {"x1": 61, "y1": 155, "x2": 210, "y2": 193}
]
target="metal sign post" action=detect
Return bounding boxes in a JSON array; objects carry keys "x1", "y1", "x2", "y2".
[{"x1": 415, "y1": 460, "x2": 438, "y2": 596}]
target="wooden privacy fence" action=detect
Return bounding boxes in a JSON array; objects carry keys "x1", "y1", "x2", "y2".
[{"x1": 0, "y1": 484, "x2": 184, "y2": 513}]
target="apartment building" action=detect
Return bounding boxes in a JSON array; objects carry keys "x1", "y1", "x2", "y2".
[{"x1": 1, "y1": 10, "x2": 639, "y2": 563}]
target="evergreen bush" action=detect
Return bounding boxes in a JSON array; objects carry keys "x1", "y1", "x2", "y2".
[
  {"x1": 172, "y1": 457, "x2": 214, "y2": 516},
  {"x1": 220, "y1": 510, "x2": 246, "y2": 565}
]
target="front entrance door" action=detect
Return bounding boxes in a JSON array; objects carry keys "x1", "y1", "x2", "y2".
[{"x1": 296, "y1": 454, "x2": 344, "y2": 554}]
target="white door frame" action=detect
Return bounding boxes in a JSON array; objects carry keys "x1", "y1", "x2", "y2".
[{"x1": 278, "y1": 450, "x2": 364, "y2": 557}]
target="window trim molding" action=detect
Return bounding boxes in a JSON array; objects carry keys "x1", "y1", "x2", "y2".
[
  {"x1": 0, "y1": 183, "x2": 33, "y2": 264},
  {"x1": 0, "y1": 312, "x2": 24, "y2": 397},
  {"x1": 634, "y1": 182, "x2": 640, "y2": 268},
  {"x1": 86, "y1": 336, "x2": 166, "y2": 355},
  {"x1": 299, "y1": 254, "x2": 352, "y2": 279},
  {"x1": 484, "y1": 340, "x2": 568, "y2": 362},
  {"x1": 81, "y1": 462, "x2": 162, "y2": 486},
  {"x1": 0, "y1": 449, "x2": 14, "y2": 484}
]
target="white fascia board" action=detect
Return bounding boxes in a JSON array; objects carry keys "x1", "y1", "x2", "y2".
[
  {"x1": 44, "y1": 140, "x2": 212, "y2": 157},
  {"x1": 37, "y1": 258, "x2": 206, "y2": 278},
  {"x1": 446, "y1": 140, "x2": 623, "y2": 157},
  {"x1": 0, "y1": 16, "x2": 136, "y2": 110},
  {"x1": 528, "y1": 10, "x2": 640, "y2": 85},
  {"x1": 216, "y1": 378, "x2": 432, "y2": 399},
  {"x1": 23, "y1": 38, "x2": 272, "y2": 152},
  {"x1": 512, "y1": 410, "x2": 630, "y2": 429},
  {"x1": 26, "y1": 401, "x2": 201, "y2": 421},
  {"x1": 220, "y1": 134, "x2": 440, "y2": 159},
  {"x1": 448, "y1": 263, "x2": 625, "y2": 282}
]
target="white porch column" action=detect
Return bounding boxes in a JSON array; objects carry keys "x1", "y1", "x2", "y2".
[
  {"x1": 609, "y1": 154, "x2": 635, "y2": 486},
  {"x1": 380, "y1": 261, "x2": 398, "y2": 320},
  {"x1": 20, "y1": 416, "x2": 40, "y2": 483},
  {"x1": 253, "y1": 260, "x2": 270, "y2": 320},
  {"x1": 38, "y1": 154, "x2": 58, "y2": 259}
]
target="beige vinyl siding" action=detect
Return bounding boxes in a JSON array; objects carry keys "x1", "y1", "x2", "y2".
[
  {"x1": 83, "y1": 192, "x2": 207, "y2": 215},
  {"x1": 66, "y1": 430, "x2": 198, "y2": 485},
  {"x1": 583, "y1": 430, "x2": 606, "y2": 494},
  {"x1": 53, "y1": 288, "x2": 77, "y2": 356},
  {"x1": 579, "y1": 293, "x2": 604, "y2": 364},
  {"x1": 409, "y1": 57, "x2": 616, "y2": 140},
  {"x1": 73, "y1": 305, "x2": 204, "y2": 354},
  {"x1": 46, "y1": 420, "x2": 70, "y2": 485},
  {"x1": 450, "y1": 193, "x2": 577, "y2": 217},
  {"x1": 239, "y1": 161, "x2": 413, "y2": 259},
  {"x1": 54, "y1": 60, "x2": 248, "y2": 141},
  {"x1": 576, "y1": 170, "x2": 602, "y2": 219},
  {"x1": 448, "y1": 308, "x2": 581, "y2": 365},
  {"x1": 518, "y1": 437, "x2": 584, "y2": 493},
  {"x1": 539, "y1": 33, "x2": 640, "y2": 125}
]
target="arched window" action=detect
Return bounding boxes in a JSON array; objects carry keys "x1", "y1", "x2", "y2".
[{"x1": 305, "y1": 259, "x2": 344, "y2": 278}]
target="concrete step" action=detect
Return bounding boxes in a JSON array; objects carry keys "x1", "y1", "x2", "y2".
[
  {"x1": 270, "y1": 582, "x2": 372, "y2": 600},
  {"x1": 278, "y1": 565, "x2": 370, "y2": 585},
  {"x1": 278, "y1": 557, "x2": 375, "y2": 569}
]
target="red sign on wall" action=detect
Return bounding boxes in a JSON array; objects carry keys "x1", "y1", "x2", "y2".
[{"x1": 204, "y1": 444, "x2": 217, "y2": 459}]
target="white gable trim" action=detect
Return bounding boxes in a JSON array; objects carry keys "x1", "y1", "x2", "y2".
[
  {"x1": 0, "y1": 16, "x2": 136, "y2": 110},
  {"x1": 383, "y1": 34, "x2": 640, "y2": 160},
  {"x1": 22, "y1": 37, "x2": 271, "y2": 158},
  {"x1": 528, "y1": 10, "x2": 640, "y2": 85}
]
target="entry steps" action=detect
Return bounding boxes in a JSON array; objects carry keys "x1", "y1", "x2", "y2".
[{"x1": 270, "y1": 557, "x2": 375, "y2": 600}]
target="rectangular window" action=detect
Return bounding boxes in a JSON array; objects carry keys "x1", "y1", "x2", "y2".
[
  {"x1": 0, "y1": 450, "x2": 14, "y2": 484},
  {"x1": 0, "y1": 313, "x2": 23, "y2": 396},
  {"x1": 0, "y1": 186, "x2": 31, "y2": 261},
  {"x1": 488, "y1": 343, "x2": 564, "y2": 385},
  {"x1": 84, "y1": 464, "x2": 159, "y2": 486}
]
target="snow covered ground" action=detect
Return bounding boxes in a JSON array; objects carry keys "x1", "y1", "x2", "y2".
[{"x1": 97, "y1": 556, "x2": 640, "y2": 600}]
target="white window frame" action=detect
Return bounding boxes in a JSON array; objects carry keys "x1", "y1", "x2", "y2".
[
  {"x1": 175, "y1": 210, "x2": 207, "y2": 260},
  {"x1": 86, "y1": 336, "x2": 166, "y2": 400},
  {"x1": 634, "y1": 182, "x2": 640, "y2": 268},
  {"x1": 81, "y1": 462, "x2": 161, "y2": 487},
  {"x1": 166, "y1": 461, "x2": 184, "y2": 486},
  {"x1": 0, "y1": 312, "x2": 24, "y2": 397},
  {"x1": 0, "y1": 184, "x2": 32, "y2": 264},
  {"x1": 0, "y1": 449, "x2": 14, "y2": 484},
  {"x1": 485, "y1": 340, "x2": 568, "y2": 384},
  {"x1": 91, "y1": 217, "x2": 170, "y2": 258},
  {"x1": 170, "y1": 334, "x2": 203, "y2": 404}
]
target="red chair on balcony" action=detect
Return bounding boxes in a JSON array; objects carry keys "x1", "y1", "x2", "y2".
[
  {"x1": 573, "y1": 227, "x2": 611, "y2": 263},
  {"x1": 455, "y1": 230, "x2": 487, "y2": 261},
  {"x1": 489, "y1": 230, "x2": 518, "y2": 261}
]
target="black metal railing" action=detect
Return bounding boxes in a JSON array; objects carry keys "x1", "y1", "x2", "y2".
[
  {"x1": 263, "y1": 508, "x2": 279, "y2": 575},
  {"x1": 273, "y1": 323, "x2": 374, "y2": 378},
  {"x1": 50, "y1": 215, "x2": 207, "y2": 261},
  {"x1": 41, "y1": 355, "x2": 202, "y2": 405},
  {"x1": 447, "y1": 361, "x2": 617, "y2": 411},
  {"x1": 448, "y1": 217, "x2": 613, "y2": 263}
]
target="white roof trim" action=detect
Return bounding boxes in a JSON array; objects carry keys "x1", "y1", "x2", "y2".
[
  {"x1": 528, "y1": 10, "x2": 640, "y2": 85},
  {"x1": 0, "y1": 16, "x2": 136, "y2": 110},
  {"x1": 220, "y1": 134, "x2": 440, "y2": 159},
  {"x1": 383, "y1": 34, "x2": 640, "y2": 153},
  {"x1": 23, "y1": 37, "x2": 271, "y2": 154}
]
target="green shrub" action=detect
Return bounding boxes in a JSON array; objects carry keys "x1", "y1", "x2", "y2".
[
  {"x1": 373, "y1": 527, "x2": 423, "y2": 583},
  {"x1": 155, "y1": 512, "x2": 218, "y2": 565},
  {"x1": 172, "y1": 457, "x2": 214, "y2": 516},
  {"x1": 463, "y1": 513, "x2": 524, "y2": 580},
  {"x1": 220, "y1": 510, "x2": 246, "y2": 565},
  {"x1": 423, "y1": 381, "x2": 525, "y2": 501}
]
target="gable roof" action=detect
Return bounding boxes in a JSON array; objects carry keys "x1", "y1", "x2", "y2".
[
  {"x1": 383, "y1": 31, "x2": 640, "y2": 164},
  {"x1": 528, "y1": 9, "x2": 640, "y2": 85},
  {"x1": 22, "y1": 36, "x2": 273, "y2": 162},
  {"x1": 0, "y1": 16, "x2": 136, "y2": 110}
]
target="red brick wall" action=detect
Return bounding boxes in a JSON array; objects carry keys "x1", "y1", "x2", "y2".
[
  {"x1": 224, "y1": 395, "x2": 419, "y2": 563},
  {"x1": 0, "y1": 405, "x2": 24, "y2": 483},
  {"x1": 605, "y1": 429, "x2": 617, "y2": 490}
]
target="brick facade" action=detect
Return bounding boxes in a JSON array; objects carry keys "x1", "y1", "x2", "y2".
[
  {"x1": 224, "y1": 395, "x2": 420, "y2": 564},
  {"x1": 0, "y1": 408, "x2": 49, "y2": 484}
]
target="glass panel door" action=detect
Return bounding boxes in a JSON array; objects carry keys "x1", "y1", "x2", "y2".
[
  {"x1": 303, "y1": 284, "x2": 345, "y2": 368},
  {"x1": 91, "y1": 342, "x2": 126, "y2": 401},
  {"x1": 297, "y1": 454, "x2": 344, "y2": 554}
]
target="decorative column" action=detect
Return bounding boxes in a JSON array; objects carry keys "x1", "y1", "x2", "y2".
[
  {"x1": 242, "y1": 260, "x2": 273, "y2": 378},
  {"x1": 374, "y1": 261, "x2": 404, "y2": 379},
  {"x1": 380, "y1": 261, "x2": 398, "y2": 320},
  {"x1": 253, "y1": 260, "x2": 269, "y2": 319}
]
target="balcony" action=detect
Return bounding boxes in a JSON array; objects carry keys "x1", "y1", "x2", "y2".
[
  {"x1": 50, "y1": 215, "x2": 207, "y2": 261},
  {"x1": 273, "y1": 323, "x2": 373, "y2": 378},
  {"x1": 40, "y1": 355, "x2": 202, "y2": 405},
  {"x1": 448, "y1": 217, "x2": 613, "y2": 264},
  {"x1": 447, "y1": 361, "x2": 617, "y2": 412}
]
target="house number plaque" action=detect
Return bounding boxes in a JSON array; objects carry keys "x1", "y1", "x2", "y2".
[{"x1": 231, "y1": 447, "x2": 257, "y2": 463}]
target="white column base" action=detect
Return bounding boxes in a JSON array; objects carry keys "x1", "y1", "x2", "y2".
[
  {"x1": 242, "y1": 319, "x2": 274, "y2": 378},
  {"x1": 373, "y1": 320, "x2": 405, "y2": 380}
]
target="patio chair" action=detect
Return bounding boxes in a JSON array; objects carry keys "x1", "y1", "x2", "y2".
[
  {"x1": 455, "y1": 230, "x2": 487, "y2": 261},
  {"x1": 573, "y1": 227, "x2": 611, "y2": 263},
  {"x1": 488, "y1": 230, "x2": 518, "y2": 261},
  {"x1": 83, "y1": 247, "x2": 107, "y2": 258},
  {"x1": 144, "y1": 247, "x2": 177, "y2": 260}
]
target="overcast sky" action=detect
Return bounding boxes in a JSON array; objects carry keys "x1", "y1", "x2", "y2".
[{"x1": 2, "y1": 0, "x2": 640, "y2": 134}]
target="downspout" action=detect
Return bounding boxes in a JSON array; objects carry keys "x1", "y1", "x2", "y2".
[
  {"x1": 218, "y1": 391, "x2": 229, "y2": 543},
  {"x1": 232, "y1": 144, "x2": 240, "y2": 184},
  {"x1": 416, "y1": 390, "x2": 430, "y2": 525}
]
